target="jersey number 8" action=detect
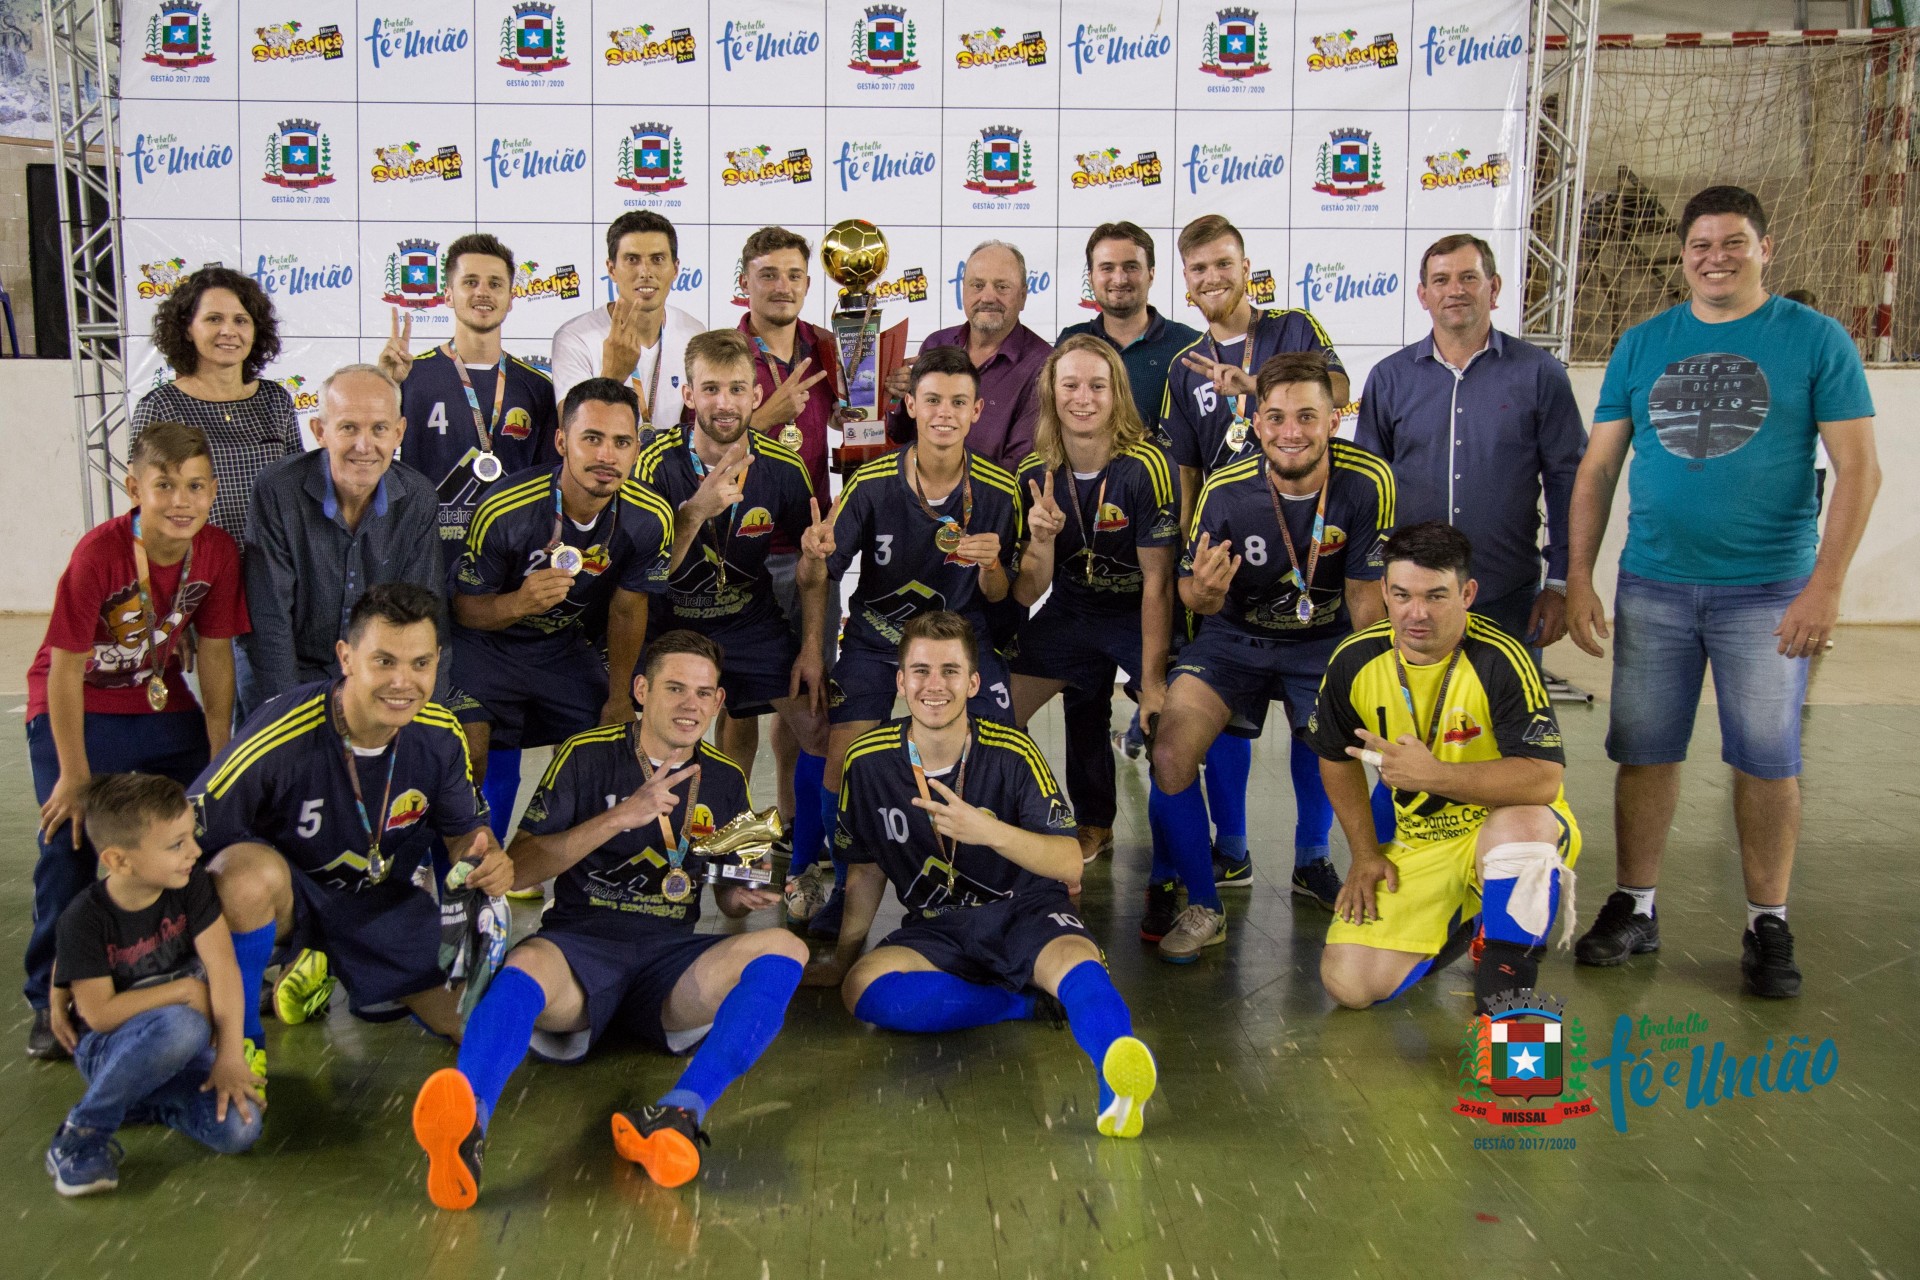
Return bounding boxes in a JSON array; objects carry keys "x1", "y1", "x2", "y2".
[{"x1": 1243, "y1": 535, "x2": 1267, "y2": 566}]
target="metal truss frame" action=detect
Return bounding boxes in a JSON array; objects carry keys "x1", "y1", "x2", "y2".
[{"x1": 1525, "y1": 0, "x2": 1600, "y2": 363}]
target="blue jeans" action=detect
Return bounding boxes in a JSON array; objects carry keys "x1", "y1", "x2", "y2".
[
  {"x1": 69, "y1": 1006, "x2": 261, "y2": 1153},
  {"x1": 1606, "y1": 570, "x2": 1811, "y2": 779},
  {"x1": 24, "y1": 711, "x2": 210, "y2": 1008}
]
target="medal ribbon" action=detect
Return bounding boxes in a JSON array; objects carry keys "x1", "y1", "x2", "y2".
[
  {"x1": 908, "y1": 446, "x2": 972, "y2": 546},
  {"x1": 632, "y1": 726, "x2": 703, "y2": 873},
  {"x1": 631, "y1": 333, "x2": 666, "y2": 429},
  {"x1": 1211, "y1": 310, "x2": 1260, "y2": 448},
  {"x1": 1058, "y1": 465, "x2": 1109, "y2": 588},
  {"x1": 906, "y1": 730, "x2": 972, "y2": 897},
  {"x1": 330, "y1": 683, "x2": 401, "y2": 885},
  {"x1": 1265, "y1": 464, "x2": 1329, "y2": 622},
  {"x1": 1392, "y1": 644, "x2": 1468, "y2": 752},
  {"x1": 129, "y1": 513, "x2": 195, "y2": 697},
  {"x1": 442, "y1": 344, "x2": 507, "y2": 457},
  {"x1": 686, "y1": 434, "x2": 748, "y2": 593}
]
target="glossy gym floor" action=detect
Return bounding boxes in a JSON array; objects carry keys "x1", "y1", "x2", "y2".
[{"x1": 2, "y1": 624, "x2": 1914, "y2": 1278}]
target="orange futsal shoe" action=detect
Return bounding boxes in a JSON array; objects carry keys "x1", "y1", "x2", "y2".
[
  {"x1": 412, "y1": 1068, "x2": 485, "y2": 1211},
  {"x1": 611, "y1": 1104, "x2": 710, "y2": 1188}
]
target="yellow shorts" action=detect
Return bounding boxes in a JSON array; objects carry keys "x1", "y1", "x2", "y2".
[{"x1": 1324, "y1": 802, "x2": 1581, "y2": 957}]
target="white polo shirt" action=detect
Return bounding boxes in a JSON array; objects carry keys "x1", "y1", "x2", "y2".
[{"x1": 549, "y1": 302, "x2": 705, "y2": 430}]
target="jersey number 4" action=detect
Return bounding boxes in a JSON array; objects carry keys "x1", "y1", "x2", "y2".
[{"x1": 427, "y1": 402, "x2": 450, "y2": 435}]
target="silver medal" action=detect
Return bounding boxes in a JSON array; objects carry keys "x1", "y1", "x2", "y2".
[
  {"x1": 551, "y1": 545, "x2": 584, "y2": 575},
  {"x1": 472, "y1": 452, "x2": 503, "y2": 483},
  {"x1": 1296, "y1": 594, "x2": 1314, "y2": 624}
]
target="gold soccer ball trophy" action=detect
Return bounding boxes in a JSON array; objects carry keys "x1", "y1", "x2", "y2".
[{"x1": 822, "y1": 219, "x2": 889, "y2": 300}]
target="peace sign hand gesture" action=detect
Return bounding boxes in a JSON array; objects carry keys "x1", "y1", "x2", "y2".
[
  {"x1": 685, "y1": 441, "x2": 752, "y2": 523},
  {"x1": 378, "y1": 308, "x2": 415, "y2": 386},
  {"x1": 607, "y1": 763, "x2": 700, "y2": 833},
  {"x1": 753, "y1": 358, "x2": 830, "y2": 431},
  {"x1": 1026, "y1": 478, "x2": 1066, "y2": 545},
  {"x1": 801, "y1": 496, "x2": 838, "y2": 562},
  {"x1": 912, "y1": 777, "x2": 1001, "y2": 848},
  {"x1": 1179, "y1": 350, "x2": 1256, "y2": 398}
]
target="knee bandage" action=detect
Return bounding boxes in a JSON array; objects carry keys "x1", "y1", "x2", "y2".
[{"x1": 1480, "y1": 841, "x2": 1576, "y2": 949}]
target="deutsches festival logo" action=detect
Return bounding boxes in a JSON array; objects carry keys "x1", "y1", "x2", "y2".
[
  {"x1": 1198, "y1": 9, "x2": 1270, "y2": 80},
  {"x1": 498, "y1": 2, "x2": 569, "y2": 73},
  {"x1": 135, "y1": 257, "x2": 190, "y2": 300},
  {"x1": 144, "y1": 3, "x2": 216, "y2": 68},
  {"x1": 1069, "y1": 147, "x2": 1163, "y2": 190},
  {"x1": 954, "y1": 26, "x2": 1048, "y2": 70},
  {"x1": 849, "y1": 5, "x2": 920, "y2": 75},
  {"x1": 1067, "y1": 22, "x2": 1171, "y2": 74},
  {"x1": 1455, "y1": 990, "x2": 1597, "y2": 1128},
  {"x1": 1313, "y1": 128, "x2": 1387, "y2": 199},
  {"x1": 1305, "y1": 28, "x2": 1401, "y2": 72},
  {"x1": 384, "y1": 239, "x2": 447, "y2": 309},
  {"x1": 250, "y1": 21, "x2": 345, "y2": 62},
  {"x1": 261, "y1": 119, "x2": 335, "y2": 189},
  {"x1": 964, "y1": 126, "x2": 1036, "y2": 196},
  {"x1": 1421, "y1": 148, "x2": 1511, "y2": 191},
  {"x1": 369, "y1": 142, "x2": 464, "y2": 184},
  {"x1": 1245, "y1": 269, "x2": 1277, "y2": 305},
  {"x1": 1182, "y1": 142, "x2": 1284, "y2": 195},
  {"x1": 512, "y1": 260, "x2": 583, "y2": 302},
  {"x1": 615, "y1": 124, "x2": 687, "y2": 194},
  {"x1": 604, "y1": 24, "x2": 696, "y2": 66},
  {"x1": 869, "y1": 267, "x2": 931, "y2": 305},
  {"x1": 278, "y1": 374, "x2": 320, "y2": 413},
  {"x1": 720, "y1": 145, "x2": 815, "y2": 187}
]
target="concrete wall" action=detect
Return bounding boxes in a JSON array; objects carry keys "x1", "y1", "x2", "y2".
[{"x1": 0, "y1": 358, "x2": 1909, "y2": 620}]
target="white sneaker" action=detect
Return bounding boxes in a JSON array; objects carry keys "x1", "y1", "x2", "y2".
[
  {"x1": 1156, "y1": 904, "x2": 1226, "y2": 964},
  {"x1": 782, "y1": 863, "x2": 834, "y2": 921}
]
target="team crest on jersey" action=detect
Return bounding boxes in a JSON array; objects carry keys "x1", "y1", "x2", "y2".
[
  {"x1": 687, "y1": 804, "x2": 716, "y2": 838},
  {"x1": 499, "y1": 407, "x2": 533, "y2": 439},
  {"x1": 1320, "y1": 523, "x2": 1348, "y2": 552},
  {"x1": 1149, "y1": 509, "x2": 1180, "y2": 540},
  {"x1": 737, "y1": 506, "x2": 774, "y2": 536},
  {"x1": 1522, "y1": 713, "x2": 1563, "y2": 750},
  {"x1": 1093, "y1": 502, "x2": 1129, "y2": 533},
  {"x1": 1046, "y1": 797, "x2": 1075, "y2": 830},
  {"x1": 580, "y1": 545, "x2": 612, "y2": 575},
  {"x1": 1442, "y1": 710, "x2": 1482, "y2": 745},
  {"x1": 385, "y1": 788, "x2": 430, "y2": 832}
]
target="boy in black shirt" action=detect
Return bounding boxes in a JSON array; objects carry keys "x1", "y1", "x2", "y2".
[{"x1": 47, "y1": 774, "x2": 262, "y2": 1196}]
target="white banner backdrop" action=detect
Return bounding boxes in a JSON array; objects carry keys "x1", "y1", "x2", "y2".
[{"x1": 119, "y1": 0, "x2": 1532, "y2": 415}]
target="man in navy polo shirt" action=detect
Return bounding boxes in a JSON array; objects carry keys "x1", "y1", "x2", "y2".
[{"x1": 1355, "y1": 234, "x2": 1586, "y2": 649}]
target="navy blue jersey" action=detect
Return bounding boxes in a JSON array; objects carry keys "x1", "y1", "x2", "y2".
[
  {"x1": 827, "y1": 447, "x2": 1021, "y2": 651},
  {"x1": 633, "y1": 427, "x2": 815, "y2": 631},
  {"x1": 1180, "y1": 441, "x2": 1394, "y2": 643},
  {"x1": 835, "y1": 718, "x2": 1076, "y2": 915},
  {"x1": 1159, "y1": 309, "x2": 1345, "y2": 475},
  {"x1": 454, "y1": 464, "x2": 674, "y2": 646},
  {"x1": 398, "y1": 348, "x2": 560, "y2": 547},
  {"x1": 1015, "y1": 440, "x2": 1180, "y2": 616},
  {"x1": 190, "y1": 680, "x2": 488, "y2": 892},
  {"x1": 518, "y1": 726, "x2": 752, "y2": 932}
]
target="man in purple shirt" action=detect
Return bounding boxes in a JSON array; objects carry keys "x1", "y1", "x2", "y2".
[{"x1": 885, "y1": 241, "x2": 1050, "y2": 470}]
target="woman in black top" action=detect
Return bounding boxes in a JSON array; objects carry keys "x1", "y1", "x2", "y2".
[{"x1": 132, "y1": 267, "x2": 301, "y2": 540}]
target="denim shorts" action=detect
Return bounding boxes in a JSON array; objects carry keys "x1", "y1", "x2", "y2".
[{"x1": 1605, "y1": 570, "x2": 1811, "y2": 779}]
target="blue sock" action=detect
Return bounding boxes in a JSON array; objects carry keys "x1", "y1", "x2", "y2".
[
  {"x1": 1146, "y1": 782, "x2": 1178, "y2": 883},
  {"x1": 481, "y1": 749, "x2": 523, "y2": 845},
  {"x1": 1481, "y1": 853, "x2": 1563, "y2": 948},
  {"x1": 1148, "y1": 776, "x2": 1220, "y2": 909},
  {"x1": 455, "y1": 965, "x2": 547, "y2": 1131},
  {"x1": 1289, "y1": 736, "x2": 1333, "y2": 866},
  {"x1": 1056, "y1": 960, "x2": 1133, "y2": 1111},
  {"x1": 852, "y1": 970, "x2": 1034, "y2": 1032},
  {"x1": 1370, "y1": 779, "x2": 1398, "y2": 844},
  {"x1": 789, "y1": 752, "x2": 828, "y2": 873},
  {"x1": 232, "y1": 923, "x2": 276, "y2": 1044},
  {"x1": 1202, "y1": 735, "x2": 1250, "y2": 856},
  {"x1": 666, "y1": 954, "x2": 803, "y2": 1124}
]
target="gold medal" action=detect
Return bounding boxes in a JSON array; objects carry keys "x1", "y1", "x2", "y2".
[
  {"x1": 1226, "y1": 418, "x2": 1250, "y2": 452},
  {"x1": 551, "y1": 545, "x2": 584, "y2": 575},
  {"x1": 934, "y1": 520, "x2": 962, "y2": 555},
  {"x1": 661, "y1": 867, "x2": 694, "y2": 902},
  {"x1": 778, "y1": 423, "x2": 804, "y2": 450},
  {"x1": 146, "y1": 675, "x2": 169, "y2": 711}
]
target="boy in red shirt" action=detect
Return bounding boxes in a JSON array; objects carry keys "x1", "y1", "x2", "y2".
[{"x1": 23, "y1": 421, "x2": 250, "y2": 1059}]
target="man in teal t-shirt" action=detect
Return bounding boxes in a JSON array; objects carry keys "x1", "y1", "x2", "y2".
[{"x1": 1563, "y1": 185, "x2": 1881, "y2": 1000}]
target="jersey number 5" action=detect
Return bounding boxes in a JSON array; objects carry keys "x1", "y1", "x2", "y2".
[{"x1": 297, "y1": 798, "x2": 324, "y2": 839}]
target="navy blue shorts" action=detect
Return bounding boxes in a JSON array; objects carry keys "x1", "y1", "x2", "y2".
[
  {"x1": 286, "y1": 867, "x2": 448, "y2": 1015},
  {"x1": 880, "y1": 887, "x2": 1094, "y2": 991},
  {"x1": 1168, "y1": 626, "x2": 1340, "y2": 738},
  {"x1": 1008, "y1": 600, "x2": 1142, "y2": 694},
  {"x1": 525, "y1": 914, "x2": 725, "y2": 1061},
  {"x1": 828, "y1": 639, "x2": 1016, "y2": 726},
  {"x1": 449, "y1": 631, "x2": 608, "y2": 750},
  {"x1": 639, "y1": 615, "x2": 798, "y2": 720}
]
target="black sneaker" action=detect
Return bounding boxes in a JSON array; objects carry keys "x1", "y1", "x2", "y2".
[
  {"x1": 26, "y1": 1007, "x2": 67, "y2": 1060},
  {"x1": 1139, "y1": 879, "x2": 1181, "y2": 942},
  {"x1": 1742, "y1": 915, "x2": 1802, "y2": 999},
  {"x1": 1290, "y1": 858, "x2": 1342, "y2": 910},
  {"x1": 1212, "y1": 848, "x2": 1253, "y2": 889},
  {"x1": 1474, "y1": 941, "x2": 1542, "y2": 1015},
  {"x1": 611, "y1": 1104, "x2": 711, "y2": 1188},
  {"x1": 1029, "y1": 991, "x2": 1068, "y2": 1030},
  {"x1": 1574, "y1": 892, "x2": 1661, "y2": 967}
]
